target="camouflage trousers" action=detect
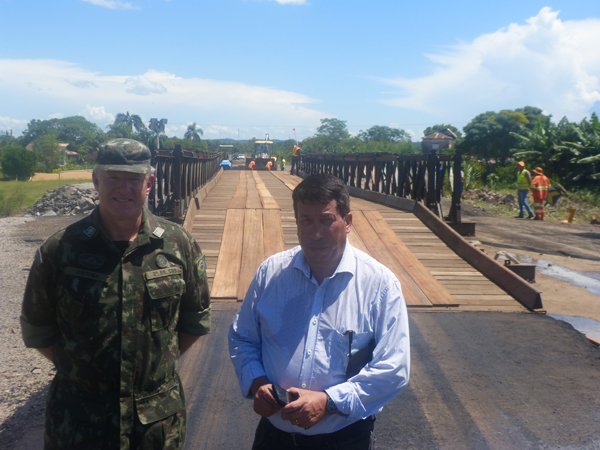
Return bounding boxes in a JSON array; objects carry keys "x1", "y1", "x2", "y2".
[{"x1": 44, "y1": 377, "x2": 186, "y2": 450}]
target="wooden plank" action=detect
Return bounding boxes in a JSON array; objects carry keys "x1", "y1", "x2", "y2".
[
  {"x1": 238, "y1": 209, "x2": 264, "y2": 300},
  {"x1": 363, "y1": 210, "x2": 457, "y2": 306},
  {"x1": 210, "y1": 209, "x2": 244, "y2": 299},
  {"x1": 351, "y1": 211, "x2": 432, "y2": 307},
  {"x1": 263, "y1": 209, "x2": 285, "y2": 259},
  {"x1": 245, "y1": 172, "x2": 263, "y2": 209},
  {"x1": 228, "y1": 172, "x2": 247, "y2": 209},
  {"x1": 253, "y1": 172, "x2": 280, "y2": 209}
]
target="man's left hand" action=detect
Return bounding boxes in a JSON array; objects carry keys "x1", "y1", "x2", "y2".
[{"x1": 280, "y1": 388, "x2": 329, "y2": 428}]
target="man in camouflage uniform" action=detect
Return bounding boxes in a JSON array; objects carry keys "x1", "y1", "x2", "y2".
[{"x1": 21, "y1": 139, "x2": 211, "y2": 449}]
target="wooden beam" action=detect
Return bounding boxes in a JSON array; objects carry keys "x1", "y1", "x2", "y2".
[
  {"x1": 210, "y1": 209, "x2": 244, "y2": 299},
  {"x1": 238, "y1": 209, "x2": 264, "y2": 300}
]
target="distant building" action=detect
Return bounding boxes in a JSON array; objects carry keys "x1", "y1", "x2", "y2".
[
  {"x1": 25, "y1": 142, "x2": 72, "y2": 167},
  {"x1": 421, "y1": 129, "x2": 457, "y2": 153}
]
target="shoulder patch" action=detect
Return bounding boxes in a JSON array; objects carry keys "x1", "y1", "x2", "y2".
[
  {"x1": 153, "y1": 227, "x2": 165, "y2": 238},
  {"x1": 197, "y1": 255, "x2": 206, "y2": 276},
  {"x1": 83, "y1": 226, "x2": 96, "y2": 237}
]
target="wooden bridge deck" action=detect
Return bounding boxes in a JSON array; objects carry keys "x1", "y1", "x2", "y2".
[{"x1": 190, "y1": 170, "x2": 527, "y2": 312}]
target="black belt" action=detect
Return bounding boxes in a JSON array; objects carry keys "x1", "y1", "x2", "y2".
[{"x1": 260, "y1": 416, "x2": 375, "y2": 448}]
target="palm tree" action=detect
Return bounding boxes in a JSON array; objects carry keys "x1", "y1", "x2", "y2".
[
  {"x1": 184, "y1": 123, "x2": 204, "y2": 142},
  {"x1": 114, "y1": 112, "x2": 146, "y2": 133}
]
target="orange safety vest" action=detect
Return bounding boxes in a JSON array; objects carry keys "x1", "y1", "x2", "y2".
[
  {"x1": 531, "y1": 175, "x2": 551, "y2": 199},
  {"x1": 292, "y1": 145, "x2": 300, "y2": 157}
]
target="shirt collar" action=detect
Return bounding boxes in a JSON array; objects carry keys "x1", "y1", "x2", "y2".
[{"x1": 294, "y1": 240, "x2": 356, "y2": 281}]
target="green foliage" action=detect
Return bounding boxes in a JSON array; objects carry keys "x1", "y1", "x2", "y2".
[
  {"x1": 31, "y1": 135, "x2": 63, "y2": 172},
  {"x1": 463, "y1": 161, "x2": 484, "y2": 191},
  {"x1": 357, "y1": 125, "x2": 410, "y2": 143},
  {"x1": 0, "y1": 179, "x2": 83, "y2": 217},
  {"x1": 423, "y1": 124, "x2": 462, "y2": 139},
  {"x1": 315, "y1": 118, "x2": 350, "y2": 142},
  {"x1": 19, "y1": 116, "x2": 105, "y2": 153},
  {"x1": 0, "y1": 145, "x2": 38, "y2": 179},
  {"x1": 184, "y1": 123, "x2": 204, "y2": 142}
]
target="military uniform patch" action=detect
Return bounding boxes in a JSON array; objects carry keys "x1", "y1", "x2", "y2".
[
  {"x1": 153, "y1": 227, "x2": 165, "y2": 238},
  {"x1": 83, "y1": 226, "x2": 96, "y2": 237},
  {"x1": 78, "y1": 254, "x2": 104, "y2": 269},
  {"x1": 197, "y1": 255, "x2": 206, "y2": 276},
  {"x1": 156, "y1": 254, "x2": 168, "y2": 268}
]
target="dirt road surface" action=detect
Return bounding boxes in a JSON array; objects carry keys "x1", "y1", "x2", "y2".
[{"x1": 4, "y1": 203, "x2": 600, "y2": 450}]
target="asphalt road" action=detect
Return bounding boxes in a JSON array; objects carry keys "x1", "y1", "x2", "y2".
[{"x1": 181, "y1": 308, "x2": 600, "y2": 449}]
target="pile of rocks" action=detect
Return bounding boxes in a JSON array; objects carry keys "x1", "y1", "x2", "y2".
[
  {"x1": 462, "y1": 188, "x2": 517, "y2": 209},
  {"x1": 26, "y1": 184, "x2": 98, "y2": 216}
]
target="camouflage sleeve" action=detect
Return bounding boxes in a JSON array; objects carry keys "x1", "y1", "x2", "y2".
[
  {"x1": 177, "y1": 231, "x2": 211, "y2": 336},
  {"x1": 21, "y1": 246, "x2": 58, "y2": 348}
]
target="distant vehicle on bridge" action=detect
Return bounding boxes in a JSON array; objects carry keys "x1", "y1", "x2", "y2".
[{"x1": 248, "y1": 136, "x2": 277, "y2": 170}]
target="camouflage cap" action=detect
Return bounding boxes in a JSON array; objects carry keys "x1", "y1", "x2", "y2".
[{"x1": 97, "y1": 139, "x2": 152, "y2": 174}]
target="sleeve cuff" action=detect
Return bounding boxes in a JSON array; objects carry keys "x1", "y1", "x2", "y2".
[
  {"x1": 240, "y1": 361, "x2": 267, "y2": 398},
  {"x1": 20, "y1": 316, "x2": 57, "y2": 348},
  {"x1": 178, "y1": 307, "x2": 211, "y2": 336}
]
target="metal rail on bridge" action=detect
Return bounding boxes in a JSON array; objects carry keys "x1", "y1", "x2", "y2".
[
  {"x1": 300, "y1": 151, "x2": 463, "y2": 222},
  {"x1": 149, "y1": 144, "x2": 221, "y2": 222}
]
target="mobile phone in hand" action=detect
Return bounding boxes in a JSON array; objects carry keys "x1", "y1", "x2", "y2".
[{"x1": 269, "y1": 384, "x2": 298, "y2": 406}]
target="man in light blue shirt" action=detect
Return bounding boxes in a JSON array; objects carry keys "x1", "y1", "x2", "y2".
[{"x1": 229, "y1": 173, "x2": 410, "y2": 449}]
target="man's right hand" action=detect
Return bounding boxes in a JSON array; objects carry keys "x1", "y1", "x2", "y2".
[{"x1": 251, "y1": 376, "x2": 282, "y2": 418}]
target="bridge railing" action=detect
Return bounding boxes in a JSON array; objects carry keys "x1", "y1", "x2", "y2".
[
  {"x1": 300, "y1": 151, "x2": 463, "y2": 222},
  {"x1": 149, "y1": 144, "x2": 221, "y2": 222}
]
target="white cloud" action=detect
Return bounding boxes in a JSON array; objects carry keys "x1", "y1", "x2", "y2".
[
  {"x1": 79, "y1": 105, "x2": 115, "y2": 125},
  {"x1": 0, "y1": 116, "x2": 29, "y2": 135},
  {"x1": 273, "y1": 0, "x2": 307, "y2": 4},
  {"x1": 80, "y1": 0, "x2": 139, "y2": 10},
  {"x1": 0, "y1": 59, "x2": 325, "y2": 139},
  {"x1": 380, "y1": 7, "x2": 600, "y2": 123},
  {"x1": 124, "y1": 75, "x2": 167, "y2": 96}
]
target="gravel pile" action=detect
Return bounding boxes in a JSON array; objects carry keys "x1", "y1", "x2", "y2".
[
  {"x1": 26, "y1": 183, "x2": 97, "y2": 216},
  {"x1": 462, "y1": 188, "x2": 518, "y2": 208}
]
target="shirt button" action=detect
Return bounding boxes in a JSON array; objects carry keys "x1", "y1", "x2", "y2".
[
  {"x1": 318, "y1": 288, "x2": 322, "y2": 292},
  {"x1": 312, "y1": 320, "x2": 317, "y2": 325},
  {"x1": 302, "y1": 383, "x2": 306, "y2": 388},
  {"x1": 307, "y1": 350, "x2": 312, "y2": 355}
]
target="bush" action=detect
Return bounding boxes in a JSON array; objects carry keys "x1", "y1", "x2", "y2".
[
  {"x1": 0, "y1": 188, "x2": 26, "y2": 217},
  {"x1": 0, "y1": 145, "x2": 37, "y2": 179}
]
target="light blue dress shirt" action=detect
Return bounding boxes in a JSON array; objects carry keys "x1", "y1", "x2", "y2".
[{"x1": 228, "y1": 242, "x2": 410, "y2": 435}]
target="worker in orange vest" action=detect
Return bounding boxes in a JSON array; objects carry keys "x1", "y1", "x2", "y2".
[
  {"x1": 248, "y1": 160, "x2": 256, "y2": 171},
  {"x1": 530, "y1": 167, "x2": 551, "y2": 220},
  {"x1": 265, "y1": 161, "x2": 273, "y2": 171}
]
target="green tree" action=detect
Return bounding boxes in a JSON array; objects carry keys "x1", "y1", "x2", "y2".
[
  {"x1": 423, "y1": 124, "x2": 462, "y2": 139},
  {"x1": 32, "y1": 135, "x2": 63, "y2": 171},
  {"x1": 315, "y1": 118, "x2": 350, "y2": 142},
  {"x1": 112, "y1": 112, "x2": 146, "y2": 133},
  {"x1": 460, "y1": 109, "x2": 539, "y2": 163},
  {"x1": 357, "y1": 125, "x2": 410, "y2": 142},
  {"x1": 1, "y1": 145, "x2": 37, "y2": 179},
  {"x1": 184, "y1": 123, "x2": 204, "y2": 142},
  {"x1": 19, "y1": 116, "x2": 105, "y2": 153}
]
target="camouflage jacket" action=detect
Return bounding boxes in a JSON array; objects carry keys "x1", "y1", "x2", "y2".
[{"x1": 21, "y1": 206, "x2": 211, "y2": 447}]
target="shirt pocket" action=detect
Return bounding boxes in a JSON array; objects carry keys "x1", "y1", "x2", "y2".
[
  {"x1": 144, "y1": 266, "x2": 185, "y2": 331},
  {"x1": 58, "y1": 268, "x2": 108, "y2": 329},
  {"x1": 329, "y1": 329, "x2": 373, "y2": 380},
  {"x1": 135, "y1": 378, "x2": 184, "y2": 425}
]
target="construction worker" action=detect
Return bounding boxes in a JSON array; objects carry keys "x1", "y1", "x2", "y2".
[
  {"x1": 291, "y1": 142, "x2": 301, "y2": 175},
  {"x1": 280, "y1": 158, "x2": 286, "y2": 171},
  {"x1": 531, "y1": 167, "x2": 551, "y2": 220},
  {"x1": 248, "y1": 160, "x2": 256, "y2": 171},
  {"x1": 265, "y1": 161, "x2": 273, "y2": 171},
  {"x1": 515, "y1": 161, "x2": 534, "y2": 219}
]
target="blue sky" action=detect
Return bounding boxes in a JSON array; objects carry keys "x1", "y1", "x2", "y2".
[{"x1": 1, "y1": 0, "x2": 600, "y2": 141}]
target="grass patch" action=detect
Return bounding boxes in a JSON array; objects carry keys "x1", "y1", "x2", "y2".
[
  {"x1": 0, "y1": 179, "x2": 90, "y2": 217},
  {"x1": 463, "y1": 187, "x2": 600, "y2": 224}
]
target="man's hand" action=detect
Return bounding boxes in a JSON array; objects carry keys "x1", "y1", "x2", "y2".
[
  {"x1": 251, "y1": 377, "x2": 282, "y2": 418},
  {"x1": 280, "y1": 387, "x2": 329, "y2": 428}
]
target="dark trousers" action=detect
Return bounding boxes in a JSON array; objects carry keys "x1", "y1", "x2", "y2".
[
  {"x1": 252, "y1": 416, "x2": 375, "y2": 450},
  {"x1": 291, "y1": 156, "x2": 300, "y2": 175}
]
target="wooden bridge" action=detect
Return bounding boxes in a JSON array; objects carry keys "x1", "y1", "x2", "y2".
[{"x1": 186, "y1": 169, "x2": 529, "y2": 312}]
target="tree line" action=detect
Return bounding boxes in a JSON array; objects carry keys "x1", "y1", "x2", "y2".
[{"x1": 1, "y1": 107, "x2": 599, "y2": 194}]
